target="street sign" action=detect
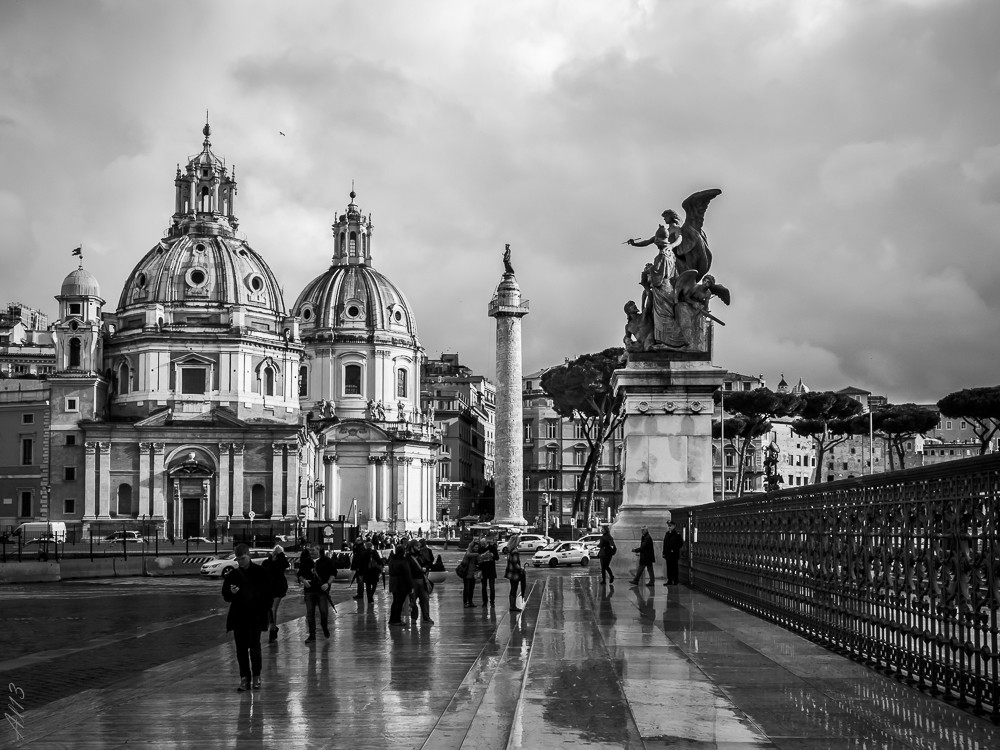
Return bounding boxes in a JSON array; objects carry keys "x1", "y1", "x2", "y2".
[{"x1": 248, "y1": 511, "x2": 256, "y2": 520}]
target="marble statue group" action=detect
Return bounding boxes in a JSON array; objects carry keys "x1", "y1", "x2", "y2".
[{"x1": 623, "y1": 189, "x2": 730, "y2": 354}]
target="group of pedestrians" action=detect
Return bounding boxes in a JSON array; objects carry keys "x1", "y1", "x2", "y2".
[
  {"x1": 222, "y1": 525, "x2": 685, "y2": 691},
  {"x1": 629, "y1": 523, "x2": 684, "y2": 586},
  {"x1": 459, "y1": 531, "x2": 526, "y2": 612},
  {"x1": 387, "y1": 538, "x2": 435, "y2": 626}
]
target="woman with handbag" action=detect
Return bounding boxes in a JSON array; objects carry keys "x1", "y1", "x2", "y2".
[
  {"x1": 260, "y1": 544, "x2": 290, "y2": 642},
  {"x1": 504, "y1": 532, "x2": 527, "y2": 612},
  {"x1": 460, "y1": 541, "x2": 481, "y2": 608}
]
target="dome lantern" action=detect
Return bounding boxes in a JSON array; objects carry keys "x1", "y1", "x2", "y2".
[
  {"x1": 331, "y1": 186, "x2": 373, "y2": 267},
  {"x1": 169, "y1": 118, "x2": 239, "y2": 239}
]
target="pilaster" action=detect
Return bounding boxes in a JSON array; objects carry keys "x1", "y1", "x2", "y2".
[
  {"x1": 151, "y1": 443, "x2": 166, "y2": 519},
  {"x1": 271, "y1": 443, "x2": 284, "y2": 516},
  {"x1": 98, "y1": 442, "x2": 112, "y2": 518},
  {"x1": 84, "y1": 441, "x2": 97, "y2": 519},
  {"x1": 218, "y1": 443, "x2": 231, "y2": 517},
  {"x1": 232, "y1": 444, "x2": 245, "y2": 516}
]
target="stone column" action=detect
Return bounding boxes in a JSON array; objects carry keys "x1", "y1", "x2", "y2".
[
  {"x1": 98, "y1": 443, "x2": 112, "y2": 518},
  {"x1": 138, "y1": 443, "x2": 152, "y2": 516},
  {"x1": 271, "y1": 443, "x2": 284, "y2": 517},
  {"x1": 368, "y1": 455, "x2": 382, "y2": 523},
  {"x1": 151, "y1": 443, "x2": 166, "y2": 523},
  {"x1": 218, "y1": 443, "x2": 231, "y2": 517},
  {"x1": 488, "y1": 265, "x2": 529, "y2": 525},
  {"x1": 323, "y1": 454, "x2": 336, "y2": 520},
  {"x1": 232, "y1": 444, "x2": 245, "y2": 516},
  {"x1": 84, "y1": 442, "x2": 97, "y2": 519},
  {"x1": 284, "y1": 444, "x2": 298, "y2": 518}
]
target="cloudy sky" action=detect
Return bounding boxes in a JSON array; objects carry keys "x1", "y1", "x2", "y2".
[{"x1": 2, "y1": 0, "x2": 997, "y2": 404}]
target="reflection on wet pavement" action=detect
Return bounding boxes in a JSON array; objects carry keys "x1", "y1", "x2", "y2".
[{"x1": 10, "y1": 571, "x2": 1000, "y2": 749}]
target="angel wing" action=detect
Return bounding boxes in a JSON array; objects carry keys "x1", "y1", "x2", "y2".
[
  {"x1": 675, "y1": 188, "x2": 722, "y2": 279},
  {"x1": 707, "y1": 281, "x2": 731, "y2": 306}
]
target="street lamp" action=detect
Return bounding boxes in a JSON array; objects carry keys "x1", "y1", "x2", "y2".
[{"x1": 541, "y1": 493, "x2": 549, "y2": 538}]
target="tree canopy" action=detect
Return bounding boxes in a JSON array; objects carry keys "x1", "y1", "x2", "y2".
[
  {"x1": 937, "y1": 385, "x2": 1000, "y2": 455},
  {"x1": 865, "y1": 403, "x2": 939, "y2": 471},
  {"x1": 713, "y1": 387, "x2": 801, "y2": 496},
  {"x1": 540, "y1": 347, "x2": 626, "y2": 523},
  {"x1": 790, "y1": 391, "x2": 864, "y2": 482}
]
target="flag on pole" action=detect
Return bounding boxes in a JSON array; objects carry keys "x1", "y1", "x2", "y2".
[{"x1": 71, "y1": 246, "x2": 82, "y2": 257}]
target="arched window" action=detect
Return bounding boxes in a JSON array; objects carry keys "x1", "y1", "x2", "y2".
[
  {"x1": 396, "y1": 369, "x2": 407, "y2": 398},
  {"x1": 200, "y1": 185, "x2": 210, "y2": 212},
  {"x1": 117, "y1": 484, "x2": 133, "y2": 517},
  {"x1": 263, "y1": 366, "x2": 275, "y2": 397},
  {"x1": 345, "y1": 364, "x2": 362, "y2": 395},
  {"x1": 69, "y1": 338, "x2": 82, "y2": 368},
  {"x1": 349, "y1": 231, "x2": 357, "y2": 255},
  {"x1": 117, "y1": 362, "x2": 130, "y2": 395},
  {"x1": 298, "y1": 365, "x2": 308, "y2": 397}
]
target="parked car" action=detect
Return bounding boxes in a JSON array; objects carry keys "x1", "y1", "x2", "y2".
[
  {"x1": 105, "y1": 531, "x2": 145, "y2": 545},
  {"x1": 500, "y1": 534, "x2": 552, "y2": 554},
  {"x1": 199, "y1": 549, "x2": 273, "y2": 578},
  {"x1": 531, "y1": 541, "x2": 591, "y2": 568}
]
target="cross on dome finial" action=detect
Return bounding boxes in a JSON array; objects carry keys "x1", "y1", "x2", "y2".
[
  {"x1": 350, "y1": 179, "x2": 356, "y2": 201},
  {"x1": 202, "y1": 110, "x2": 211, "y2": 142}
]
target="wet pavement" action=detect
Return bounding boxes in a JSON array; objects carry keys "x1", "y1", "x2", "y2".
[{"x1": 6, "y1": 567, "x2": 999, "y2": 749}]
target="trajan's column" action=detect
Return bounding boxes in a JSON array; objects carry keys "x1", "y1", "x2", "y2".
[{"x1": 488, "y1": 245, "x2": 529, "y2": 526}]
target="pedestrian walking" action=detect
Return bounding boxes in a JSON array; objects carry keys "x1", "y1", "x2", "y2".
[
  {"x1": 354, "y1": 539, "x2": 383, "y2": 603},
  {"x1": 387, "y1": 544, "x2": 413, "y2": 626},
  {"x1": 597, "y1": 526, "x2": 617, "y2": 584},
  {"x1": 222, "y1": 543, "x2": 272, "y2": 691},
  {"x1": 479, "y1": 536, "x2": 499, "y2": 607},
  {"x1": 504, "y1": 532, "x2": 527, "y2": 612},
  {"x1": 662, "y1": 522, "x2": 684, "y2": 585},
  {"x1": 350, "y1": 535, "x2": 366, "y2": 599},
  {"x1": 630, "y1": 526, "x2": 655, "y2": 586},
  {"x1": 260, "y1": 544, "x2": 290, "y2": 642},
  {"x1": 406, "y1": 540, "x2": 434, "y2": 623},
  {"x1": 297, "y1": 544, "x2": 335, "y2": 643},
  {"x1": 461, "y1": 541, "x2": 481, "y2": 608}
]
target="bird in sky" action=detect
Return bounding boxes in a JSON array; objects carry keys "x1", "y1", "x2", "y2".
[{"x1": 279, "y1": 131, "x2": 286, "y2": 136}]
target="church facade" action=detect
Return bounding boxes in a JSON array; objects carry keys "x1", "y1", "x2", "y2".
[{"x1": 40, "y1": 124, "x2": 439, "y2": 540}]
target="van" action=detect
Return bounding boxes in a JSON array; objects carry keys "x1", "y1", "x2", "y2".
[{"x1": 15, "y1": 521, "x2": 68, "y2": 543}]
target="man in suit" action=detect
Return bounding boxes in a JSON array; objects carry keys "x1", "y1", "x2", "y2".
[{"x1": 223, "y1": 543, "x2": 272, "y2": 691}]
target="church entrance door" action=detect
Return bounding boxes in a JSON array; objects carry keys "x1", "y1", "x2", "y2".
[{"x1": 182, "y1": 498, "x2": 201, "y2": 540}]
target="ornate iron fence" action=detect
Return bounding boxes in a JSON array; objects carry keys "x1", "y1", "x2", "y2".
[{"x1": 673, "y1": 453, "x2": 1000, "y2": 721}]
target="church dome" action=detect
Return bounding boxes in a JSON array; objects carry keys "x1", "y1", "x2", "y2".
[
  {"x1": 294, "y1": 264, "x2": 418, "y2": 343},
  {"x1": 60, "y1": 267, "x2": 102, "y2": 299},
  {"x1": 117, "y1": 234, "x2": 287, "y2": 316},
  {"x1": 115, "y1": 122, "x2": 286, "y2": 317},
  {"x1": 293, "y1": 189, "x2": 419, "y2": 346}
]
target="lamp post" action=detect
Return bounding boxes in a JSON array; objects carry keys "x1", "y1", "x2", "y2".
[{"x1": 541, "y1": 493, "x2": 549, "y2": 538}]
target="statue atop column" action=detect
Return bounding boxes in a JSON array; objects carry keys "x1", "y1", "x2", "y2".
[
  {"x1": 502, "y1": 243, "x2": 515, "y2": 275},
  {"x1": 623, "y1": 188, "x2": 729, "y2": 353}
]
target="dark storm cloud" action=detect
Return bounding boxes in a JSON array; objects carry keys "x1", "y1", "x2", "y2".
[{"x1": 0, "y1": 0, "x2": 997, "y2": 404}]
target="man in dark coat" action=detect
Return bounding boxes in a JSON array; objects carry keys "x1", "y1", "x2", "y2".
[
  {"x1": 662, "y1": 522, "x2": 684, "y2": 585},
  {"x1": 630, "y1": 526, "x2": 655, "y2": 586},
  {"x1": 222, "y1": 543, "x2": 272, "y2": 691},
  {"x1": 387, "y1": 544, "x2": 413, "y2": 626},
  {"x1": 297, "y1": 545, "x2": 336, "y2": 643}
]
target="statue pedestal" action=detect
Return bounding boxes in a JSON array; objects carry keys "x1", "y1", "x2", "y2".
[{"x1": 610, "y1": 354, "x2": 723, "y2": 559}]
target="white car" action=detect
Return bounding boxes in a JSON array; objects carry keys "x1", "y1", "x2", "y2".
[
  {"x1": 501, "y1": 534, "x2": 553, "y2": 554},
  {"x1": 531, "y1": 542, "x2": 591, "y2": 568},
  {"x1": 200, "y1": 549, "x2": 272, "y2": 577},
  {"x1": 575, "y1": 534, "x2": 605, "y2": 556}
]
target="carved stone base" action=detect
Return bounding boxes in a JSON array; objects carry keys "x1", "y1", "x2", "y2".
[{"x1": 609, "y1": 355, "x2": 723, "y2": 554}]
